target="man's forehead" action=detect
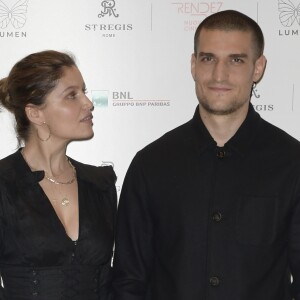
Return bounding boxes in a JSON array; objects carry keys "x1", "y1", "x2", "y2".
[{"x1": 197, "y1": 29, "x2": 254, "y2": 51}]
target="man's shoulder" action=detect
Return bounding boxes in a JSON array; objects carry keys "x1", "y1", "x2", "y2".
[
  {"x1": 141, "y1": 118, "x2": 194, "y2": 154},
  {"x1": 125, "y1": 118, "x2": 195, "y2": 174},
  {"x1": 260, "y1": 117, "x2": 300, "y2": 149}
]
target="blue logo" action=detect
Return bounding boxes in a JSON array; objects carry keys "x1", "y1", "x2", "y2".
[{"x1": 91, "y1": 90, "x2": 109, "y2": 107}]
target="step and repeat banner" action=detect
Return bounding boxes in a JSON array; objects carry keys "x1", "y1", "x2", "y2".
[{"x1": 0, "y1": 0, "x2": 299, "y2": 194}]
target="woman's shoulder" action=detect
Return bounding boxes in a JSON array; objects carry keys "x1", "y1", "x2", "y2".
[
  {"x1": 0, "y1": 151, "x2": 20, "y2": 180},
  {"x1": 69, "y1": 158, "x2": 117, "y2": 191}
]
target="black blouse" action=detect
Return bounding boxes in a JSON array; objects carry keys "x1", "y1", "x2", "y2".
[{"x1": 0, "y1": 150, "x2": 117, "y2": 299}]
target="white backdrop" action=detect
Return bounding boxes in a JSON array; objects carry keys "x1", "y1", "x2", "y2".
[{"x1": 0, "y1": 0, "x2": 299, "y2": 194}]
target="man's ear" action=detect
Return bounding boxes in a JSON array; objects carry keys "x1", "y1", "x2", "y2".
[
  {"x1": 25, "y1": 104, "x2": 44, "y2": 125},
  {"x1": 191, "y1": 53, "x2": 197, "y2": 81},
  {"x1": 253, "y1": 55, "x2": 267, "y2": 84}
]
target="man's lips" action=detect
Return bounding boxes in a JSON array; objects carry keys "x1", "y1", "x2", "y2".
[{"x1": 209, "y1": 85, "x2": 232, "y2": 92}]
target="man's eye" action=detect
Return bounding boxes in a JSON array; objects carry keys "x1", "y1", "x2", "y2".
[
  {"x1": 200, "y1": 56, "x2": 215, "y2": 63},
  {"x1": 232, "y1": 58, "x2": 243, "y2": 63}
]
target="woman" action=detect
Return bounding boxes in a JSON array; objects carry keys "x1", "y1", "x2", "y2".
[{"x1": 0, "y1": 50, "x2": 117, "y2": 299}]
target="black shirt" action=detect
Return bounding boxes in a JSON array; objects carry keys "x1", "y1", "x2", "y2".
[{"x1": 113, "y1": 104, "x2": 300, "y2": 300}]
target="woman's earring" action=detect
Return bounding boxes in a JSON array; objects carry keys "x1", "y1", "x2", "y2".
[{"x1": 36, "y1": 122, "x2": 51, "y2": 142}]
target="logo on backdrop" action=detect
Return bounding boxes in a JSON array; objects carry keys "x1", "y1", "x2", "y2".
[
  {"x1": 171, "y1": 2, "x2": 224, "y2": 31},
  {"x1": 91, "y1": 90, "x2": 109, "y2": 107},
  {"x1": 84, "y1": 0, "x2": 133, "y2": 38},
  {"x1": 98, "y1": 0, "x2": 119, "y2": 18},
  {"x1": 291, "y1": 83, "x2": 296, "y2": 111},
  {"x1": 278, "y1": 0, "x2": 300, "y2": 27},
  {"x1": 252, "y1": 84, "x2": 260, "y2": 99},
  {"x1": 0, "y1": 0, "x2": 28, "y2": 38},
  {"x1": 91, "y1": 90, "x2": 171, "y2": 108},
  {"x1": 251, "y1": 85, "x2": 274, "y2": 112},
  {"x1": 100, "y1": 161, "x2": 120, "y2": 192},
  {"x1": 101, "y1": 161, "x2": 114, "y2": 168},
  {"x1": 0, "y1": 0, "x2": 28, "y2": 29},
  {"x1": 278, "y1": 0, "x2": 300, "y2": 36}
]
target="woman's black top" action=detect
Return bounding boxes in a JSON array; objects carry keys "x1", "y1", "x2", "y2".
[{"x1": 0, "y1": 150, "x2": 117, "y2": 299}]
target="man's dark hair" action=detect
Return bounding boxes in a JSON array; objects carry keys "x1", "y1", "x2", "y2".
[{"x1": 194, "y1": 10, "x2": 264, "y2": 59}]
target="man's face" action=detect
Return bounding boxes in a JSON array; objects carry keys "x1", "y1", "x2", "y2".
[{"x1": 191, "y1": 29, "x2": 266, "y2": 116}]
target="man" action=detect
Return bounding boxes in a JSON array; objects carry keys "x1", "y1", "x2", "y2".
[{"x1": 112, "y1": 10, "x2": 300, "y2": 300}]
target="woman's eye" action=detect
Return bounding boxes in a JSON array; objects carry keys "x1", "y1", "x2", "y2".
[{"x1": 67, "y1": 92, "x2": 77, "y2": 99}]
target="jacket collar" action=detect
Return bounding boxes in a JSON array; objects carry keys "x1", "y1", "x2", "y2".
[
  {"x1": 0, "y1": 149, "x2": 115, "y2": 191},
  {"x1": 191, "y1": 103, "x2": 261, "y2": 156},
  {"x1": 226, "y1": 103, "x2": 261, "y2": 156},
  {"x1": 6, "y1": 149, "x2": 45, "y2": 186}
]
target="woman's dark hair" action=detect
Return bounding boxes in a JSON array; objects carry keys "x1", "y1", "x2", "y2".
[{"x1": 0, "y1": 50, "x2": 76, "y2": 145}]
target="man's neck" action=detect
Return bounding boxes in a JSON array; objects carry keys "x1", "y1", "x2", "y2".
[{"x1": 199, "y1": 104, "x2": 249, "y2": 147}]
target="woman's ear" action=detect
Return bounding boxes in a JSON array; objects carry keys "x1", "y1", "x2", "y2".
[{"x1": 25, "y1": 104, "x2": 44, "y2": 125}]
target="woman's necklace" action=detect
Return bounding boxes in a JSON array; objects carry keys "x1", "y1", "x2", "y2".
[
  {"x1": 51, "y1": 185, "x2": 72, "y2": 207},
  {"x1": 21, "y1": 149, "x2": 76, "y2": 207},
  {"x1": 44, "y1": 159, "x2": 76, "y2": 185},
  {"x1": 44, "y1": 159, "x2": 76, "y2": 207}
]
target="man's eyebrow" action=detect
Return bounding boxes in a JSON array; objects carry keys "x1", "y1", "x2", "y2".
[
  {"x1": 228, "y1": 53, "x2": 248, "y2": 58},
  {"x1": 197, "y1": 52, "x2": 215, "y2": 58},
  {"x1": 197, "y1": 52, "x2": 249, "y2": 59}
]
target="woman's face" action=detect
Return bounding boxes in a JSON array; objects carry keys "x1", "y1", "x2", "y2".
[{"x1": 40, "y1": 66, "x2": 94, "y2": 143}]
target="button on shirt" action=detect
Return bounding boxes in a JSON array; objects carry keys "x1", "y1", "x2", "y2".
[
  {"x1": 113, "y1": 104, "x2": 300, "y2": 300},
  {"x1": 212, "y1": 212, "x2": 222, "y2": 222}
]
